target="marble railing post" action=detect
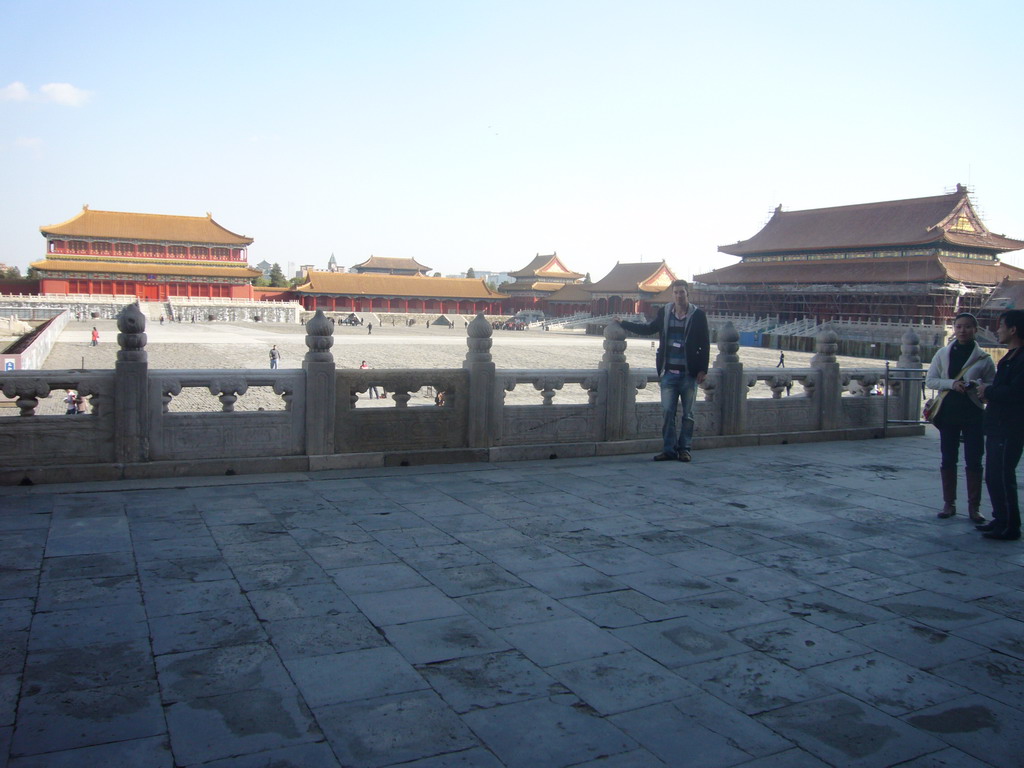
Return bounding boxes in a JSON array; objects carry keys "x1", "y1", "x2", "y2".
[
  {"x1": 114, "y1": 303, "x2": 149, "y2": 463},
  {"x1": 713, "y1": 321, "x2": 744, "y2": 435},
  {"x1": 463, "y1": 313, "x2": 496, "y2": 448},
  {"x1": 303, "y1": 310, "x2": 336, "y2": 455},
  {"x1": 897, "y1": 329, "x2": 923, "y2": 423},
  {"x1": 601, "y1": 321, "x2": 631, "y2": 440},
  {"x1": 811, "y1": 329, "x2": 841, "y2": 430}
]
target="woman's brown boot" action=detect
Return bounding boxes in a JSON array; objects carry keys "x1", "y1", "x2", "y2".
[
  {"x1": 966, "y1": 468, "x2": 986, "y2": 524},
  {"x1": 938, "y1": 466, "x2": 957, "y2": 518}
]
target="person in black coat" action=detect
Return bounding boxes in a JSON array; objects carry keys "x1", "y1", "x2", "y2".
[
  {"x1": 617, "y1": 281, "x2": 710, "y2": 463},
  {"x1": 976, "y1": 309, "x2": 1024, "y2": 541}
]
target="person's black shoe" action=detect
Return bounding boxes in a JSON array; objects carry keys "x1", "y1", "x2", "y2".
[
  {"x1": 975, "y1": 521, "x2": 999, "y2": 532},
  {"x1": 983, "y1": 529, "x2": 1021, "y2": 541},
  {"x1": 653, "y1": 453, "x2": 677, "y2": 461}
]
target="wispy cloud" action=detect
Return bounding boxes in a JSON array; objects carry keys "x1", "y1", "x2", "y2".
[
  {"x1": 14, "y1": 137, "x2": 43, "y2": 149},
  {"x1": 1, "y1": 81, "x2": 92, "y2": 106},
  {"x1": 0, "y1": 82, "x2": 30, "y2": 101},
  {"x1": 39, "y1": 83, "x2": 92, "y2": 106}
]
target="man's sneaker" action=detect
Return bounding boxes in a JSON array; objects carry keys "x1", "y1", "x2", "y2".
[
  {"x1": 653, "y1": 453, "x2": 677, "y2": 461},
  {"x1": 678, "y1": 450, "x2": 692, "y2": 462}
]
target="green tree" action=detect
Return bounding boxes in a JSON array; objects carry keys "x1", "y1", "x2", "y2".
[
  {"x1": 269, "y1": 263, "x2": 288, "y2": 287},
  {"x1": 466, "y1": 267, "x2": 476, "y2": 279},
  {"x1": 584, "y1": 272, "x2": 592, "y2": 284},
  {"x1": 26, "y1": 267, "x2": 38, "y2": 280},
  {"x1": 252, "y1": 275, "x2": 271, "y2": 287},
  {"x1": 3, "y1": 266, "x2": 21, "y2": 279}
]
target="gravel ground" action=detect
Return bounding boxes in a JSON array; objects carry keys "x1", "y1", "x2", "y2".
[{"x1": 22, "y1": 319, "x2": 882, "y2": 414}]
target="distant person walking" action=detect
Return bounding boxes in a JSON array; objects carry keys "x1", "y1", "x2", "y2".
[
  {"x1": 360, "y1": 361, "x2": 379, "y2": 399},
  {"x1": 367, "y1": 323, "x2": 373, "y2": 335},
  {"x1": 90, "y1": 327, "x2": 99, "y2": 346},
  {"x1": 925, "y1": 313, "x2": 994, "y2": 522},
  {"x1": 777, "y1": 351, "x2": 785, "y2": 368},
  {"x1": 64, "y1": 389, "x2": 78, "y2": 415},
  {"x1": 269, "y1": 345, "x2": 281, "y2": 369},
  {"x1": 976, "y1": 310, "x2": 1024, "y2": 541}
]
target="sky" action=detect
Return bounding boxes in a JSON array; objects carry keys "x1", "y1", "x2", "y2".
[{"x1": 3, "y1": 0, "x2": 1023, "y2": 283}]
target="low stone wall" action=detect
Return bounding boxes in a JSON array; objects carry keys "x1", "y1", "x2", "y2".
[
  {"x1": 0, "y1": 306, "x2": 925, "y2": 485},
  {"x1": 0, "y1": 297, "x2": 132, "y2": 321},
  {"x1": 0, "y1": 310, "x2": 71, "y2": 371},
  {"x1": 168, "y1": 299, "x2": 301, "y2": 324}
]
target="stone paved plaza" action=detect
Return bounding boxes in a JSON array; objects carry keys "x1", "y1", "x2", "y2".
[{"x1": 0, "y1": 433, "x2": 1022, "y2": 767}]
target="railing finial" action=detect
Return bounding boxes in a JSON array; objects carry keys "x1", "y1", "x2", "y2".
[
  {"x1": 602, "y1": 319, "x2": 626, "y2": 364},
  {"x1": 714, "y1": 321, "x2": 739, "y2": 366},
  {"x1": 117, "y1": 302, "x2": 147, "y2": 362},
  {"x1": 466, "y1": 313, "x2": 493, "y2": 362},
  {"x1": 899, "y1": 329, "x2": 921, "y2": 367},
  {"x1": 305, "y1": 309, "x2": 334, "y2": 363},
  {"x1": 811, "y1": 329, "x2": 838, "y2": 366}
]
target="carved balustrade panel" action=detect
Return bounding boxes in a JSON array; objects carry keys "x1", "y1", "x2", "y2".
[
  {"x1": 153, "y1": 370, "x2": 298, "y2": 413},
  {"x1": 153, "y1": 412, "x2": 301, "y2": 460},
  {"x1": 0, "y1": 371, "x2": 115, "y2": 466},
  {"x1": 744, "y1": 370, "x2": 812, "y2": 400},
  {"x1": 496, "y1": 369, "x2": 605, "y2": 445},
  {"x1": 499, "y1": 369, "x2": 602, "y2": 407},
  {"x1": 746, "y1": 399, "x2": 819, "y2": 433},
  {"x1": 148, "y1": 370, "x2": 305, "y2": 461},
  {"x1": 338, "y1": 369, "x2": 469, "y2": 452},
  {"x1": 499, "y1": 405, "x2": 597, "y2": 446},
  {"x1": 840, "y1": 396, "x2": 886, "y2": 429},
  {"x1": 842, "y1": 369, "x2": 885, "y2": 397}
]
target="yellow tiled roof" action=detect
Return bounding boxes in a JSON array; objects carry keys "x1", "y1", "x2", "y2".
[
  {"x1": 30, "y1": 259, "x2": 262, "y2": 278},
  {"x1": 351, "y1": 256, "x2": 431, "y2": 273},
  {"x1": 546, "y1": 283, "x2": 594, "y2": 301},
  {"x1": 39, "y1": 207, "x2": 253, "y2": 245},
  {"x1": 509, "y1": 253, "x2": 583, "y2": 279},
  {"x1": 502, "y1": 281, "x2": 568, "y2": 294},
  {"x1": 296, "y1": 271, "x2": 506, "y2": 299}
]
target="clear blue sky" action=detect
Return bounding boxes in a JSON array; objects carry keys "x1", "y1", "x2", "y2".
[{"x1": 3, "y1": 0, "x2": 1023, "y2": 282}]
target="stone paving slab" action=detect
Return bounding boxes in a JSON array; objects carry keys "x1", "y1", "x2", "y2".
[{"x1": 1, "y1": 433, "x2": 1023, "y2": 766}]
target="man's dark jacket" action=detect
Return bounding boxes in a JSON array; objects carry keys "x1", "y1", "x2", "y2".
[
  {"x1": 984, "y1": 348, "x2": 1024, "y2": 437},
  {"x1": 619, "y1": 303, "x2": 710, "y2": 377}
]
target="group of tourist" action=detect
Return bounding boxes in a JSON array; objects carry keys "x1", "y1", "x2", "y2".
[
  {"x1": 63, "y1": 389, "x2": 87, "y2": 415},
  {"x1": 926, "y1": 310, "x2": 1024, "y2": 541},
  {"x1": 616, "y1": 280, "x2": 1022, "y2": 542}
]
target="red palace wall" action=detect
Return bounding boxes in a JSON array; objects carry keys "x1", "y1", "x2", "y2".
[{"x1": 39, "y1": 278, "x2": 255, "y2": 301}]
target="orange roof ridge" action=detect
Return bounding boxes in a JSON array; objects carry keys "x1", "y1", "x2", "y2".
[{"x1": 40, "y1": 208, "x2": 253, "y2": 245}]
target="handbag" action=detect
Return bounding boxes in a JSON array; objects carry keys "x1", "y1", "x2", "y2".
[{"x1": 925, "y1": 355, "x2": 971, "y2": 424}]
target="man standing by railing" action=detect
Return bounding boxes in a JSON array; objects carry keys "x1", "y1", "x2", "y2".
[{"x1": 617, "y1": 280, "x2": 710, "y2": 462}]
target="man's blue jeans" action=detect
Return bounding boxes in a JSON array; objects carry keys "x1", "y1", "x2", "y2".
[{"x1": 660, "y1": 371, "x2": 697, "y2": 456}]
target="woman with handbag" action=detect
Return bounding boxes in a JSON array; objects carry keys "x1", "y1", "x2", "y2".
[{"x1": 925, "y1": 313, "x2": 995, "y2": 521}]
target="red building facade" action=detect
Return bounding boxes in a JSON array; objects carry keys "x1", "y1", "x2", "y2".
[
  {"x1": 295, "y1": 271, "x2": 506, "y2": 314},
  {"x1": 33, "y1": 207, "x2": 261, "y2": 300}
]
